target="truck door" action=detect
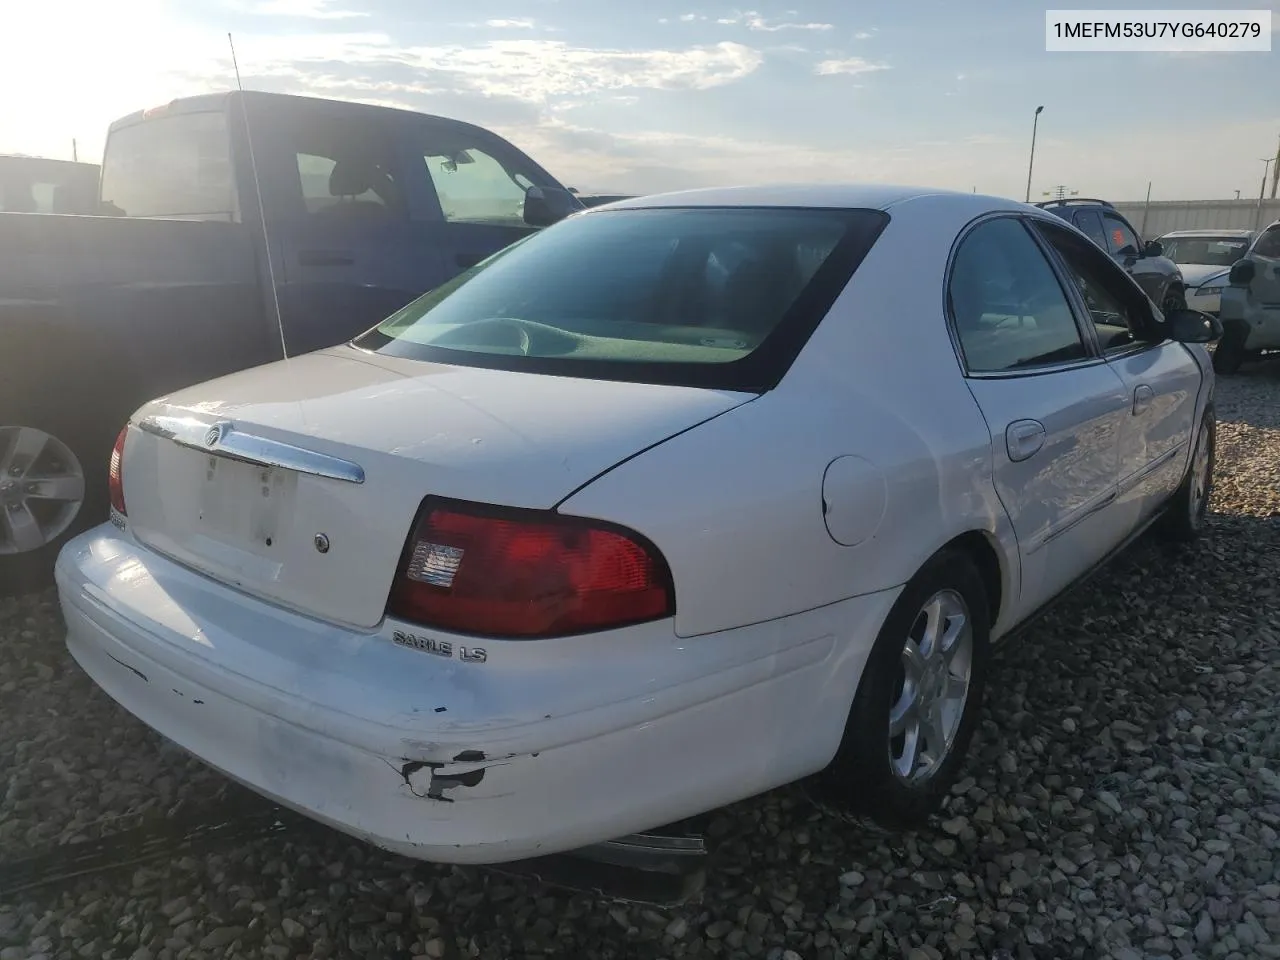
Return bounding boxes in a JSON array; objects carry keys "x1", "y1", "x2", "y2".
[{"x1": 261, "y1": 103, "x2": 451, "y2": 357}]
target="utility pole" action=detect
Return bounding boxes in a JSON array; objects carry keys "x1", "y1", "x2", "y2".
[
  {"x1": 1258, "y1": 158, "x2": 1276, "y2": 231},
  {"x1": 1043, "y1": 185, "x2": 1078, "y2": 202},
  {"x1": 72, "y1": 138, "x2": 78, "y2": 162}
]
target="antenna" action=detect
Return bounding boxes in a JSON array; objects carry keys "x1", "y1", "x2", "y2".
[{"x1": 229, "y1": 33, "x2": 289, "y2": 362}]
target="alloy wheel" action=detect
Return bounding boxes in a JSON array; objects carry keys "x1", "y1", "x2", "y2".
[
  {"x1": 888, "y1": 588, "x2": 974, "y2": 783},
  {"x1": 0, "y1": 426, "x2": 86, "y2": 556}
]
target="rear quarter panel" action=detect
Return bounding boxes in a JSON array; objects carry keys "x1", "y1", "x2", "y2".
[{"x1": 559, "y1": 194, "x2": 1020, "y2": 639}]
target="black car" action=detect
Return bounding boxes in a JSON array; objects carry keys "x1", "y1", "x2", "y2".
[{"x1": 1036, "y1": 198, "x2": 1186, "y2": 313}]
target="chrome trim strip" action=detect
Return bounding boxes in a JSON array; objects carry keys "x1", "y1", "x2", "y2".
[
  {"x1": 1117, "y1": 442, "x2": 1186, "y2": 497},
  {"x1": 1033, "y1": 487, "x2": 1118, "y2": 553},
  {"x1": 137, "y1": 415, "x2": 365, "y2": 484}
]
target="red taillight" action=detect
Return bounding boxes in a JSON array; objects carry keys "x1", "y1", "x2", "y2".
[
  {"x1": 108, "y1": 426, "x2": 128, "y2": 517},
  {"x1": 388, "y1": 500, "x2": 675, "y2": 638}
]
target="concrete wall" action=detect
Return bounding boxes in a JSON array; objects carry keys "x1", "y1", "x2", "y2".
[{"x1": 1110, "y1": 199, "x2": 1280, "y2": 239}]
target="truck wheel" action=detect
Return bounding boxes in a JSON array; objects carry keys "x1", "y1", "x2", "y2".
[
  {"x1": 0, "y1": 407, "x2": 109, "y2": 595},
  {"x1": 819, "y1": 549, "x2": 991, "y2": 826}
]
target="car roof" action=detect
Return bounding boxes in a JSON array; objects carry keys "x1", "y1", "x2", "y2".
[
  {"x1": 1158, "y1": 228, "x2": 1255, "y2": 239},
  {"x1": 598, "y1": 183, "x2": 1029, "y2": 214}
]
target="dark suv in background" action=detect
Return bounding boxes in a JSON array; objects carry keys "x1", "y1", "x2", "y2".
[{"x1": 1036, "y1": 198, "x2": 1186, "y2": 314}]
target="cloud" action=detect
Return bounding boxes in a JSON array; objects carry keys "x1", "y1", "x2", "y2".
[
  {"x1": 236, "y1": 0, "x2": 367, "y2": 19},
  {"x1": 814, "y1": 57, "x2": 890, "y2": 76},
  {"x1": 485, "y1": 18, "x2": 535, "y2": 29},
  {"x1": 853, "y1": 31, "x2": 874, "y2": 40},
  {"x1": 715, "y1": 10, "x2": 833, "y2": 31},
  {"x1": 231, "y1": 34, "x2": 765, "y2": 108},
  {"x1": 679, "y1": 13, "x2": 704, "y2": 22}
]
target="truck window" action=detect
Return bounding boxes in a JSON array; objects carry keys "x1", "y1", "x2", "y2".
[
  {"x1": 1102, "y1": 212, "x2": 1140, "y2": 255},
  {"x1": 422, "y1": 144, "x2": 534, "y2": 227},
  {"x1": 1071, "y1": 209, "x2": 1108, "y2": 248},
  {"x1": 99, "y1": 111, "x2": 235, "y2": 219},
  {"x1": 280, "y1": 114, "x2": 405, "y2": 220}
]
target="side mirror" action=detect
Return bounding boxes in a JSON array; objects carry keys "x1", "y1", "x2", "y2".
[
  {"x1": 1116, "y1": 243, "x2": 1138, "y2": 261},
  {"x1": 1164, "y1": 308, "x2": 1222, "y2": 344},
  {"x1": 523, "y1": 185, "x2": 582, "y2": 227},
  {"x1": 1229, "y1": 259, "x2": 1256, "y2": 285},
  {"x1": 1143, "y1": 239, "x2": 1164, "y2": 257}
]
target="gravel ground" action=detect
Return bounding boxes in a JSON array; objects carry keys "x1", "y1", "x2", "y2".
[{"x1": 2, "y1": 361, "x2": 1279, "y2": 960}]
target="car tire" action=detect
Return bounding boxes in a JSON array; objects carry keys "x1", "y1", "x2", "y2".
[
  {"x1": 820, "y1": 548, "x2": 991, "y2": 827},
  {"x1": 1212, "y1": 323, "x2": 1248, "y2": 375},
  {"x1": 1158, "y1": 407, "x2": 1215, "y2": 543},
  {"x1": 0, "y1": 389, "x2": 112, "y2": 596}
]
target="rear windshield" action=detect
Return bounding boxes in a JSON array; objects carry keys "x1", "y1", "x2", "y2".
[
  {"x1": 354, "y1": 206, "x2": 887, "y2": 391},
  {"x1": 1161, "y1": 236, "x2": 1251, "y2": 267},
  {"x1": 100, "y1": 111, "x2": 235, "y2": 219}
]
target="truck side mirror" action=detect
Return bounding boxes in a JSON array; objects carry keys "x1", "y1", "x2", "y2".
[{"x1": 523, "y1": 186, "x2": 582, "y2": 228}]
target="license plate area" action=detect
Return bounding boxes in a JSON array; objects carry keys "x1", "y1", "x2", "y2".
[{"x1": 198, "y1": 454, "x2": 298, "y2": 551}]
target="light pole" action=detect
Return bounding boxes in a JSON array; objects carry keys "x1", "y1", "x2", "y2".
[
  {"x1": 1024, "y1": 105, "x2": 1044, "y2": 203},
  {"x1": 1257, "y1": 157, "x2": 1276, "y2": 231}
]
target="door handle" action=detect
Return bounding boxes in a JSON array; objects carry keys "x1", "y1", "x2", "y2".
[
  {"x1": 455, "y1": 252, "x2": 484, "y2": 269},
  {"x1": 1006, "y1": 419, "x2": 1046, "y2": 463},
  {"x1": 298, "y1": 249, "x2": 356, "y2": 267},
  {"x1": 1133, "y1": 384, "x2": 1154, "y2": 415}
]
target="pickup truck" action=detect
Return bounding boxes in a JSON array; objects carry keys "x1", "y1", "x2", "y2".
[{"x1": 0, "y1": 90, "x2": 581, "y2": 589}]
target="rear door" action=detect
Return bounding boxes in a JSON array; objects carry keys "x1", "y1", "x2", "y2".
[
  {"x1": 1033, "y1": 218, "x2": 1201, "y2": 525},
  {"x1": 948, "y1": 215, "x2": 1131, "y2": 620},
  {"x1": 258, "y1": 101, "x2": 450, "y2": 357}
]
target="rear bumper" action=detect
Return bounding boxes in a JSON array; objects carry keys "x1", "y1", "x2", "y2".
[{"x1": 56, "y1": 526, "x2": 897, "y2": 864}]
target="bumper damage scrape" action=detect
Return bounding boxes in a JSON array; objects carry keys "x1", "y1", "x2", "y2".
[{"x1": 397, "y1": 750, "x2": 496, "y2": 802}]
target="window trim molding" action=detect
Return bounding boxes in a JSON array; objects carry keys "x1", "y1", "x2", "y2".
[
  {"x1": 1027, "y1": 214, "x2": 1169, "y2": 361},
  {"x1": 943, "y1": 211, "x2": 1101, "y2": 380}
]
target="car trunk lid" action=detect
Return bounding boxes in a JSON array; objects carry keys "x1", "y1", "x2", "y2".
[{"x1": 122, "y1": 346, "x2": 752, "y2": 628}]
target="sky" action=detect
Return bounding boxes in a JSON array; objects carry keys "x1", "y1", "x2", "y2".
[{"x1": 2, "y1": 0, "x2": 1278, "y2": 201}]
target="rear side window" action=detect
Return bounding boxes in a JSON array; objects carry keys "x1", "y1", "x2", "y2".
[
  {"x1": 355, "y1": 206, "x2": 888, "y2": 391},
  {"x1": 100, "y1": 112, "x2": 234, "y2": 219},
  {"x1": 948, "y1": 217, "x2": 1087, "y2": 373},
  {"x1": 1072, "y1": 209, "x2": 1108, "y2": 249}
]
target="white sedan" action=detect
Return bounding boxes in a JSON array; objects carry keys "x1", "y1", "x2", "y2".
[
  {"x1": 1156, "y1": 229, "x2": 1255, "y2": 315},
  {"x1": 56, "y1": 185, "x2": 1221, "y2": 864}
]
